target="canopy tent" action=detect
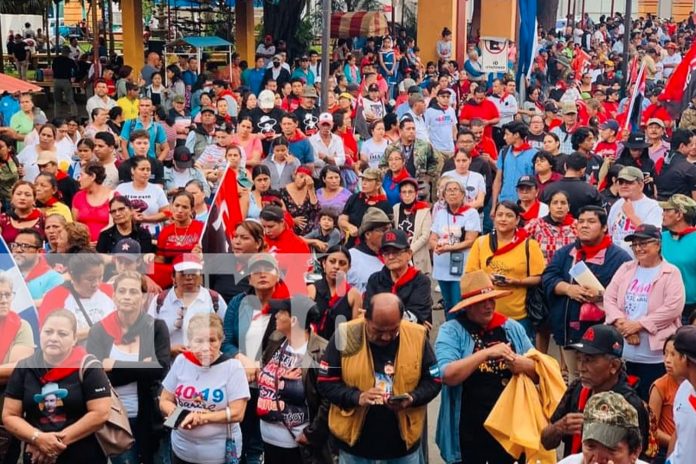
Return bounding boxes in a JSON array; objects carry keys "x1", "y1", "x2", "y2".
[
  {"x1": 330, "y1": 11, "x2": 389, "y2": 39},
  {"x1": 164, "y1": 36, "x2": 233, "y2": 83},
  {"x1": 0, "y1": 73, "x2": 42, "y2": 94}
]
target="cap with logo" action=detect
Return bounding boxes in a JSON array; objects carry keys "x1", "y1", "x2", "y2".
[
  {"x1": 516, "y1": 175, "x2": 538, "y2": 188},
  {"x1": 368, "y1": 83, "x2": 380, "y2": 92},
  {"x1": 599, "y1": 119, "x2": 619, "y2": 132},
  {"x1": 617, "y1": 166, "x2": 645, "y2": 183},
  {"x1": 570, "y1": 324, "x2": 624, "y2": 357},
  {"x1": 624, "y1": 132, "x2": 650, "y2": 149},
  {"x1": 112, "y1": 238, "x2": 141, "y2": 261},
  {"x1": 437, "y1": 88, "x2": 451, "y2": 96},
  {"x1": 358, "y1": 207, "x2": 391, "y2": 236},
  {"x1": 658, "y1": 193, "x2": 696, "y2": 217},
  {"x1": 258, "y1": 89, "x2": 276, "y2": 110},
  {"x1": 318, "y1": 112, "x2": 333, "y2": 126},
  {"x1": 582, "y1": 391, "x2": 640, "y2": 449},
  {"x1": 624, "y1": 223, "x2": 662, "y2": 242},
  {"x1": 200, "y1": 107, "x2": 216, "y2": 115},
  {"x1": 380, "y1": 229, "x2": 410, "y2": 251},
  {"x1": 674, "y1": 325, "x2": 696, "y2": 364},
  {"x1": 173, "y1": 146, "x2": 193, "y2": 168}
]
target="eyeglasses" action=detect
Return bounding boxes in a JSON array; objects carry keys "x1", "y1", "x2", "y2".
[
  {"x1": 10, "y1": 242, "x2": 39, "y2": 251},
  {"x1": 381, "y1": 248, "x2": 406, "y2": 258},
  {"x1": 0, "y1": 291, "x2": 15, "y2": 301},
  {"x1": 109, "y1": 206, "x2": 128, "y2": 215},
  {"x1": 629, "y1": 239, "x2": 658, "y2": 250},
  {"x1": 617, "y1": 179, "x2": 637, "y2": 185}
]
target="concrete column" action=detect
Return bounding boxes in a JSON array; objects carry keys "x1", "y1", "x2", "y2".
[
  {"x1": 480, "y1": 0, "x2": 516, "y2": 39},
  {"x1": 236, "y1": 0, "x2": 256, "y2": 65},
  {"x1": 416, "y1": 0, "x2": 457, "y2": 65},
  {"x1": 121, "y1": 0, "x2": 144, "y2": 70}
]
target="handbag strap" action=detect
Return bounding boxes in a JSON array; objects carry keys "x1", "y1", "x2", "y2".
[
  {"x1": 525, "y1": 238, "x2": 530, "y2": 277},
  {"x1": 79, "y1": 355, "x2": 100, "y2": 383},
  {"x1": 66, "y1": 283, "x2": 94, "y2": 327}
]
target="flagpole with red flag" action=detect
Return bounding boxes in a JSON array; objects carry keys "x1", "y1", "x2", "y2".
[
  {"x1": 659, "y1": 41, "x2": 696, "y2": 118},
  {"x1": 199, "y1": 167, "x2": 243, "y2": 253}
]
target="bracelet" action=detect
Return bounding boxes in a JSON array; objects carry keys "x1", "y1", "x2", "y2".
[
  {"x1": 30, "y1": 430, "x2": 41, "y2": 443},
  {"x1": 225, "y1": 406, "x2": 231, "y2": 423}
]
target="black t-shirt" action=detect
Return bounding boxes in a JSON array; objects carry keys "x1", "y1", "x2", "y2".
[
  {"x1": 95, "y1": 224, "x2": 155, "y2": 254},
  {"x1": 57, "y1": 176, "x2": 79, "y2": 209},
  {"x1": 294, "y1": 106, "x2": 320, "y2": 136},
  {"x1": 51, "y1": 56, "x2": 78, "y2": 80},
  {"x1": 320, "y1": 334, "x2": 438, "y2": 459},
  {"x1": 341, "y1": 192, "x2": 393, "y2": 247},
  {"x1": 541, "y1": 177, "x2": 604, "y2": 217},
  {"x1": 118, "y1": 157, "x2": 164, "y2": 184},
  {"x1": 655, "y1": 152, "x2": 696, "y2": 201},
  {"x1": 13, "y1": 40, "x2": 28, "y2": 61},
  {"x1": 5, "y1": 351, "x2": 111, "y2": 463}
]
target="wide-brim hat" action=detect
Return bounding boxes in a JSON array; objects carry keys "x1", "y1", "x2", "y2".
[
  {"x1": 449, "y1": 270, "x2": 512, "y2": 314},
  {"x1": 33, "y1": 382, "x2": 69, "y2": 403}
]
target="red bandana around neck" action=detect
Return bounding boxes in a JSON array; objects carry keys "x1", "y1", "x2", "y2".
[
  {"x1": 571, "y1": 387, "x2": 593, "y2": 453},
  {"x1": 676, "y1": 226, "x2": 696, "y2": 238},
  {"x1": 485, "y1": 312, "x2": 508, "y2": 331},
  {"x1": 260, "y1": 282, "x2": 291, "y2": 315},
  {"x1": 360, "y1": 192, "x2": 388, "y2": 205},
  {"x1": 41, "y1": 197, "x2": 59, "y2": 208},
  {"x1": 577, "y1": 235, "x2": 612, "y2": 261},
  {"x1": 511, "y1": 142, "x2": 532, "y2": 153},
  {"x1": 389, "y1": 169, "x2": 410, "y2": 189},
  {"x1": 559, "y1": 213, "x2": 575, "y2": 226},
  {"x1": 101, "y1": 311, "x2": 127, "y2": 345},
  {"x1": 391, "y1": 266, "x2": 419, "y2": 294},
  {"x1": 448, "y1": 205, "x2": 472, "y2": 216},
  {"x1": 40, "y1": 346, "x2": 88, "y2": 384},
  {"x1": 25, "y1": 256, "x2": 52, "y2": 283},
  {"x1": 183, "y1": 350, "x2": 203, "y2": 366},
  {"x1": 14, "y1": 208, "x2": 41, "y2": 222},
  {"x1": 0, "y1": 312, "x2": 22, "y2": 362},
  {"x1": 403, "y1": 200, "x2": 430, "y2": 215},
  {"x1": 492, "y1": 229, "x2": 529, "y2": 258},
  {"x1": 520, "y1": 200, "x2": 541, "y2": 222}
]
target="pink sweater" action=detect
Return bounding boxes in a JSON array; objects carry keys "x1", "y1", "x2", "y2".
[{"x1": 604, "y1": 260, "x2": 684, "y2": 352}]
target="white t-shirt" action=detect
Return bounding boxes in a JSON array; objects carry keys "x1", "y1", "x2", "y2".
[
  {"x1": 622, "y1": 264, "x2": 663, "y2": 364},
  {"x1": 245, "y1": 311, "x2": 271, "y2": 362},
  {"x1": 440, "y1": 170, "x2": 486, "y2": 205},
  {"x1": 259, "y1": 341, "x2": 309, "y2": 448},
  {"x1": 162, "y1": 354, "x2": 251, "y2": 464},
  {"x1": 115, "y1": 182, "x2": 169, "y2": 235},
  {"x1": 431, "y1": 207, "x2": 481, "y2": 281},
  {"x1": 608, "y1": 196, "x2": 663, "y2": 257},
  {"x1": 424, "y1": 106, "x2": 457, "y2": 152},
  {"x1": 347, "y1": 248, "x2": 383, "y2": 294},
  {"x1": 361, "y1": 138, "x2": 389, "y2": 169},
  {"x1": 66, "y1": 290, "x2": 115, "y2": 333},
  {"x1": 662, "y1": 53, "x2": 682, "y2": 79},
  {"x1": 669, "y1": 380, "x2": 696, "y2": 464},
  {"x1": 110, "y1": 345, "x2": 139, "y2": 418},
  {"x1": 557, "y1": 453, "x2": 648, "y2": 464}
]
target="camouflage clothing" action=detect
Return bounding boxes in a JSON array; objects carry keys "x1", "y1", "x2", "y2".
[
  {"x1": 381, "y1": 139, "x2": 441, "y2": 201},
  {"x1": 583, "y1": 391, "x2": 640, "y2": 448}
]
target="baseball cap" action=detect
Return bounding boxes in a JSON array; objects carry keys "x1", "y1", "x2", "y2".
[
  {"x1": 570, "y1": 324, "x2": 624, "y2": 357},
  {"x1": 646, "y1": 117, "x2": 666, "y2": 128},
  {"x1": 617, "y1": 166, "x2": 645, "y2": 182},
  {"x1": 339, "y1": 92, "x2": 355, "y2": 101},
  {"x1": 399, "y1": 78, "x2": 417, "y2": 93},
  {"x1": 359, "y1": 167, "x2": 382, "y2": 182},
  {"x1": 561, "y1": 102, "x2": 577, "y2": 115},
  {"x1": 624, "y1": 224, "x2": 662, "y2": 242},
  {"x1": 516, "y1": 175, "x2": 538, "y2": 189},
  {"x1": 380, "y1": 229, "x2": 410, "y2": 251},
  {"x1": 544, "y1": 101, "x2": 558, "y2": 113},
  {"x1": 399, "y1": 177, "x2": 419, "y2": 190},
  {"x1": 303, "y1": 86, "x2": 318, "y2": 99},
  {"x1": 358, "y1": 207, "x2": 391, "y2": 236},
  {"x1": 437, "y1": 88, "x2": 451, "y2": 97},
  {"x1": 260, "y1": 205, "x2": 285, "y2": 222},
  {"x1": 674, "y1": 325, "x2": 696, "y2": 363},
  {"x1": 247, "y1": 253, "x2": 279, "y2": 273},
  {"x1": 112, "y1": 238, "x2": 141, "y2": 261},
  {"x1": 36, "y1": 151, "x2": 58, "y2": 166},
  {"x1": 599, "y1": 119, "x2": 619, "y2": 132},
  {"x1": 658, "y1": 193, "x2": 696, "y2": 217},
  {"x1": 408, "y1": 85, "x2": 423, "y2": 95},
  {"x1": 582, "y1": 391, "x2": 640, "y2": 449},
  {"x1": 173, "y1": 146, "x2": 194, "y2": 168},
  {"x1": 173, "y1": 95, "x2": 185, "y2": 104},
  {"x1": 318, "y1": 112, "x2": 333, "y2": 126},
  {"x1": 173, "y1": 254, "x2": 203, "y2": 273},
  {"x1": 368, "y1": 83, "x2": 380, "y2": 92},
  {"x1": 258, "y1": 90, "x2": 276, "y2": 110},
  {"x1": 200, "y1": 107, "x2": 215, "y2": 115}
]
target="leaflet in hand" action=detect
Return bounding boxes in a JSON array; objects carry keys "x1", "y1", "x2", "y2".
[{"x1": 568, "y1": 261, "x2": 605, "y2": 292}]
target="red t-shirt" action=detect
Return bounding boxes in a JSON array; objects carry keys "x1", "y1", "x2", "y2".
[
  {"x1": 152, "y1": 220, "x2": 205, "y2": 289},
  {"x1": 265, "y1": 228, "x2": 310, "y2": 296},
  {"x1": 595, "y1": 141, "x2": 619, "y2": 160},
  {"x1": 476, "y1": 135, "x2": 499, "y2": 161},
  {"x1": 459, "y1": 100, "x2": 500, "y2": 139}
]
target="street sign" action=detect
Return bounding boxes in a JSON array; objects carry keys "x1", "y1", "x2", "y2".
[{"x1": 480, "y1": 37, "x2": 508, "y2": 73}]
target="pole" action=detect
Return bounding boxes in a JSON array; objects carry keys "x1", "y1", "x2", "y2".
[
  {"x1": 571, "y1": 0, "x2": 576, "y2": 27},
  {"x1": 581, "y1": 0, "x2": 585, "y2": 28},
  {"x1": 55, "y1": 0, "x2": 60, "y2": 55},
  {"x1": 621, "y1": 0, "x2": 631, "y2": 99},
  {"x1": 391, "y1": 0, "x2": 396, "y2": 36},
  {"x1": 91, "y1": 0, "x2": 99, "y2": 65},
  {"x1": 320, "y1": 0, "x2": 331, "y2": 112},
  {"x1": 611, "y1": 0, "x2": 615, "y2": 17},
  {"x1": 566, "y1": 0, "x2": 571, "y2": 22},
  {"x1": 0, "y1": 16, "x2": 4, "y2": 74},
  {"x1": 107, "y1": 0, "x2": 114, "y2": 57}
]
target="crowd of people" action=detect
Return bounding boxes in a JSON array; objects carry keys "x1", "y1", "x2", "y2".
[{"x1": 1, "y1": 8, "x2": 696, "y2": 464}]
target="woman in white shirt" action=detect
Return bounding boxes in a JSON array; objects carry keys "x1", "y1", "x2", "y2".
[
  {"x1": 160, "y1": 313, "x2": 250, "y2": 464},
  {"x1": 360, "y1": 119, "x2": 389, "y2": 169},
  {"x1": 115, "y1": 157, "x2": 169, "y2": 236}
]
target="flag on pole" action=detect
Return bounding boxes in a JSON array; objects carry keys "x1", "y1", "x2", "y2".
[
  {"x1": 516, "y1": 0, "x2": 537, "y2": 88},
  {"x1": 624, "y1": 61, "x2": 647, "y2": 132},
  {"x1": 572, "y1": 48, "x2": 591, "y2": 78},
  {"x1": 0, "y1": 236, "x2": 40, "y2": 343},
  {"x1": 200, "y1": 168, "x2": 243, "y2": 254},
  {"x1": 659, "y1": 41, "x2": 696, "y2": 118}
]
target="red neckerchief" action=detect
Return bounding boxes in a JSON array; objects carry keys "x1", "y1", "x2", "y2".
[
  {"x1": 183, "y1": 350, "x2": 203, "y2": 366},
  {"x1": 676, "y1": 227, "x2": 696, "y2": 238},
  {"x1": 520, "y1": 200, "x2": 541, "y2": 222},
  {"x1": 402, "y1": 200, "x2": 429, "y2": 215},
  {"x1": 55, "y1": 170, "x2": 68, "y2": 181},
  {"x1": 14, "y1": 209, "x2": 41, "y2": 221},
  {"x1": 511, "y1": 142, "x2": 532, "y2": 154},
  {"x1": 559, "y1": 213, "x2": 575, "y2": 226},
  {"x1": 469, "y1": 147, "x2": 481, "y2": 158},
  {"x1": 286, "y1": 129, "x2": 307, "y2": 143},
  {"x1": 101, "y1": 311, "x2": 126, "y2": 345},
  {"x1": 0, "y1": 312, "x2": 22, "y2": 362},
  {"x1": 485, "y1": 312, "x2": 508, "y2": 331},
  {"x1": 25, "y1": 256, "x2": 52, "y2": 282},
  {"x1": 360, "y1": 192, "x2": 387, "y2": 205},
  {"x1": 577, "y1": 235, "x2": 612, "y2": 261},
  {"x1": 40, "y1": 346, "x2": 88, "y2": 384},
  {"x1": 260, "y1": 282, "x2": 291, "y2": 315},
  {"x1": 448, "y1": 205, "x2": 472, "y2": 216},
  {"x1": 389, "y1": 169, "x2": 409, "y2": 189},
  {"x1": 391, "y1": 266, "x2": 419, "y2": 294},
  {"x1": 492, "y1": 229, "x2": 529, "y2": 258},
  {"x1": 328, "y1": 282, "x2": 352, "y2": 308},
  {"x1": 571, "y1": 387, "x2": 592, "y2": 453},
  {"x1": 40, "y1": 197, "x2": 59, "y2": 207}
]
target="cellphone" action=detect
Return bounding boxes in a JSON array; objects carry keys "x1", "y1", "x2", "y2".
[
  {"x1": 492, "y1": 274, "x2": 507, "y2": 284},
  {"x1": 164, "y1": 406, "x2": 190, "y2": 429},
  {"x1": 388, "y1": 394, "x2": 410, "y2": 403}
]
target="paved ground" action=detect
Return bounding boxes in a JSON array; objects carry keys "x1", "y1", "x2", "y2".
[{"x1": 427, "y1": 294, "x2": 446, "y2": 464}]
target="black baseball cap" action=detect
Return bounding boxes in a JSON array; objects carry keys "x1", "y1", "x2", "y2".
[
  {"x1": 380, "y1": 229, "x2": 410, "y2": 251},
  {"x1": 516, "y1": 175, "x2": 538, "y2": 188},
  {"x1": 624, "y1": 224, "x2": 662, "y2": 242},
  {"x1": 173, "y1": 146, "x2": 193, "y2": 168},
  {"x1": 570, "y1": 325, "x2": 624, "y2": 357},
  {"x1": 674, "y1": 325, "x2": 696, "y2": 364},
  {"x1": 368, "y1": 83, "x2": 380, "y2": 92}
]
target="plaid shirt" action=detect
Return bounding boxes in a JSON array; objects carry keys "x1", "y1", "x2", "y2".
[{"x1": 524, "y1": 217, "x2": 578, "y2": 263}]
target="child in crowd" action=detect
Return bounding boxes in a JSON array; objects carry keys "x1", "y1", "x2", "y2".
[
  {"x1": 648, "y1": 334, "x2": 686, "y2": 463},
  {"x1": 303, "y1": 208, "x2": 341, "y2": 252}
]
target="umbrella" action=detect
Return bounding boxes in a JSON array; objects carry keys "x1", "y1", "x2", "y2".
[{"x1": 0, "y1": 73, "x2": 42, "y2": 94}]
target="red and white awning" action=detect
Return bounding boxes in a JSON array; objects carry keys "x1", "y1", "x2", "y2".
[{"x1": 330, "y1": 11, "x2": 389, "y2": 39}]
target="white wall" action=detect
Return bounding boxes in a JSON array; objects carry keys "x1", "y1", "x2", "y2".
[
  {"x1": 556, "y1": 0, "x2": 640, "y2": 20},
  {"x1": 0, "y1": 14, "x2": 43, "y2": 54}
]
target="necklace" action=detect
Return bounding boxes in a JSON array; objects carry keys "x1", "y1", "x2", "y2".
[{"x1": 172, "y1": 221, "x2": 192, "y2": 246}]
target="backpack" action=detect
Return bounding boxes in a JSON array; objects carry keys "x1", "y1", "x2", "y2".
[{"x1": 155, "y1": 287, "x2": 221, "y2": 314}]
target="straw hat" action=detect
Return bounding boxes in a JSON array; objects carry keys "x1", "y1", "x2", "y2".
[{"x1": 449, "y1": 270, "x2": 512, "y2": 314}]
